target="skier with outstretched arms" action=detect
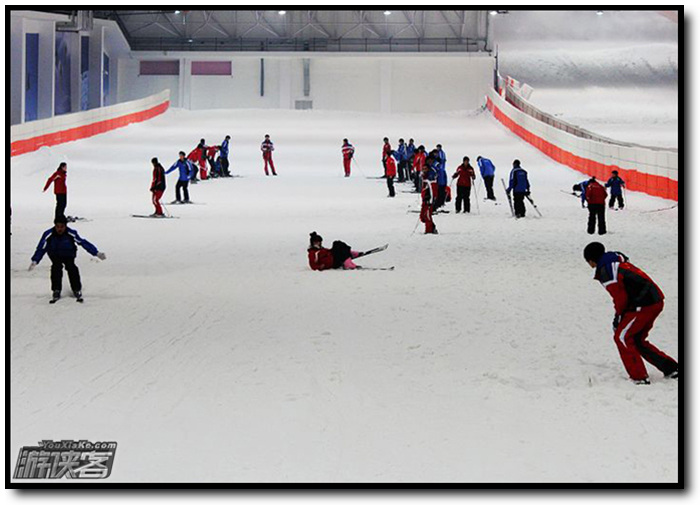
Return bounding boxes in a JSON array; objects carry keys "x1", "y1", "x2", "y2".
[{"x1": 29, "y1": 215, "x2": 107, "y2": 303}]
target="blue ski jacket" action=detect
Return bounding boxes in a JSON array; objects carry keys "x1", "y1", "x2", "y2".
[
  {"x1": 605, "y1": 176, "x2": 625, "y2": 196},
  {"x1": 407, "y1": 143, "x2": 416, "y2": 159},
  {"x1": 32, "y1": 227, "x2": 99, "y2": 264},
  {"x1": 578, "y1": 179, "x2": 591, "y2": 204},
  {"x1": 507, "y1": 166, "x2": 530, "y2": 194},
  {"x1": 478, "y1": 157, "x2": 496, "y2": 178},
  {"x1": 435, "y1": 149, "x2": 447, "y2": 170},
  {"x1": 396, "y1": 144, "x2": 408, "y2": 162},
  {"x1": 220, "y1": 138, "x2": 230, "y2": 159},
  {"x1": 166, "y1": 159, "x2": 195, "y2": 181}
]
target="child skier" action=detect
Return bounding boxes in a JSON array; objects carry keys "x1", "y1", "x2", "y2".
[
  {"x1": 420, "y1": 166, "x2": 437, "y2": 234},
  {"x1": 261, "y1": 134, "x2": 277, "y2": 176},
  {"x1": 583, "y1": 242, "x2": 678, "y2": 384},
  {"x1": 43, "y1": 162, "x2": 68, "y2": 220},
  {"x1": 29, "y1": 214, "x2": 107, "y2": 303},
  {"x1": 307, "y1": 232, "x2": 361, "y2": 270},
  {"x1": 452, "y1": 156, "x2": 477, "y2": 213},
  {"x1": 381, "y1": 137, "x2": 392, "y2": 176},
  {"x1": 150, "y1": 157, "x2": 166, "y2": 217},
  {"x1": 342, "y1": 139, "x2": 355, "y2": 177},
  {"x1": 412, "y1": 145, "x2": 426, "y2": 193},
  {"x1": 606, "y1": 170, "x2": 626, "y2": 210}
]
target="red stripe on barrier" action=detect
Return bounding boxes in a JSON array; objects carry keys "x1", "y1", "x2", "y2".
[
  {"x1": 11, "y1": 100, "x2": 170, "y2": 157},
  {"x1": 486, "y1": 97, "x2": 678, "y2": 202}
]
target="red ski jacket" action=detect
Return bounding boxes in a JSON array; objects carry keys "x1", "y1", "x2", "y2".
[
  {"x1": 206, "y1": 146, "x2": 219, "y2": 159},
  {"x1": 44, "y1": 169, "x2": 67, "y2": 195},
  {"x1": 308, "y1": 247, "x2": 334, "y2": 271},
  {"x1": 585, "y1": 180, "x2": 608, "y2": 205},
  {"x1": 342, "y1": 143, "x2": 355, "y2": 159},
  {"x1": 151, "y1": 165, "x2": 166, "y2": 192},
  {"x1": 385, "y1": 157, "x2": 397, "y2": 177},
  {"x1": 453, "y1": 163, "x2": 476, "y2": 187},
  {"x1": 261, "y1": 140, "x2": 275, "y2": 153},
  {"x1": 594, "y1": 252, "x2": 665, "y2": 315},
  {"x1": 382, "y1": 143, "x2": 392, "y2": 161},
  {"x1": 413, "y1": 152, "x2": 426, "y2": 171}
]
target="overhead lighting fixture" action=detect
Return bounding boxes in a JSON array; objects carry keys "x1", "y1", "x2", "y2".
[
  {"x1": 278, "y1": 10, "x2": 286, "y2": 15},
  {"x1": 489, "y1": 10, "x2": 498, "y2": 16},
  {"x1": 174, "y1": 10, "x2": 181, "y2": 14},
  {"x1": 188, "y1": 38, "x2": 193, "y2": 43},
  {"x1": 384, "y1": 11, "x2": 391, "y2": 16},
  {"x1": 596, "y1": 10, "x2": 604, "y2": 15}
]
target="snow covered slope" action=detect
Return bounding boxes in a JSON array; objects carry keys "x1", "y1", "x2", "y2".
[{"x1": 9, "y1": 108, "x2": 678, "y2": 483}]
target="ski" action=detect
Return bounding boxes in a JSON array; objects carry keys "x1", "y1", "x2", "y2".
[
  {"x1": 641, "y1": 204, "x2": 678, "y2": 214},
  {"x1": 131, "y1": 214, "x2": 180, "y2": 219},
  {"x1": 66, "y1": 216, "x2": 92, "y2": 223},
  {"x1": 169, "y1": 200, "x2": 204, "y2": 205},
  {"x1": 525, "y1": 195, "x2": 543, "y2": 217},
  {"x1": 560, "y1": 190, "x2": 579, "y2": 198},
  {"x1": 358, "y1": 266, "x2": 394, "y2": 271},
  {"x1": 357, "y1": 244, "x2": 388, "y2": 258},
  {"x1": 76, "y1": 297, "x2": 84, "y2": 303},
  {"x1": 501, "y1": 178, "x2": 515, "y2": 217},
  {"x1": 49, "y1": 295, "x2": 61, "y2": 304}
]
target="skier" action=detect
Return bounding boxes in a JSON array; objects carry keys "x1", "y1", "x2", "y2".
[
  {"x1": 219, "y1": 135, "x2": 232, "y2": 177},
  {"x1": 434, "y1": 154, "x2": 448, "y2": 210},
  {"x1": 420, "y1": 166, "x2": 437, "y2": 234},
  {"x1": 412, "y1": 145, "x2": 426, "y2": 193},
  {"x1": 342, "y1": 139, "x2": 355, "y2": 177},
  {"x1": 150, "y1": 157, "x2": 166, "y2": 217},
  {"x1": 206, "y1": 145, "x2": 220, "y2": 178},
  {"x1": 406, "y1": 139, "x2": 416, "y2": 181},
  {"x1": 165, "y1": 151, "x2": 195, "y2": 203},
  {"x1": 396, "y1": 138, "x2": 408, "y2": 182},
  {"x1": 261, "y1": 134, "x2": 277, "y2": 176},
  {"x1": 585, "y1": 177, "x2": 607, "y2": 235},
  {"x1": 573, "y1": 179, "x2": 591, "y2": 207},
  {"x1": 381, "y1": 137, "x2": 392, "y2": 176},
  {"x1": 43, "y1": 162, "x2": 68, "y2": 220},
  {"x1": 583, "y1": 242, "x2": 678, "y2": 384},
  {"x1": 192, "y1": 138, "x2": 208, "y2": 181},
  {"x1": 452, "y1": 156, "x2": 476, "y2": 213},
  {"x1": 308, "y1": 232, "x2": 361, "y2": 270},
  {"x1": 29, "y1": 214, "x2": 106, "y2": 303},
  {"x1": 385, "y1": 151, "x2": 397, "y2": 198},
  {"x1": 606, "y1": 170, "x2": 626, "y2": 210},
  {"x1": 477, "y1": 156, "x2": 497, "y2": 201},
  {"x1": 505, "y1": 159, "x2": 530, "y2": 218}
]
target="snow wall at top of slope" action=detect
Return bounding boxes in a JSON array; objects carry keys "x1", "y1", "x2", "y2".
[
  {"x1": 486, "y1": 84, "x2": 678, "y2": 201},
  {"x1": 10, "y1": 90, "x2": 170, "y2": 157}
]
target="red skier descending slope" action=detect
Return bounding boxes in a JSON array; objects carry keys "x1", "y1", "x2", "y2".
[
  {"x1": 583, "y1": 242, "x2": 678, "y2": 384},
  {"x1": 342, "y1": 139, "x2": 355, "y2": 177},
  {"x1": 43, "y1": 162, "x2": 68, "y2": 220},
  {"x1": 261, "y1": 134, "x2": 277, "y2": 176}
]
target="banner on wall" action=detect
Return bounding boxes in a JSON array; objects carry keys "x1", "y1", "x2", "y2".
[
  {"x1": 54, "y1": 32, "x2": 72, "y2": 115},
  {"x1": 81, "y1": 36, "x2": 89, "y2": 111}
]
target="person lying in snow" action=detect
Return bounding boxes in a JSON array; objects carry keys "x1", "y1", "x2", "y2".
[{"x1": 307, "y1": 232, "x2": 361, "y2": 271}]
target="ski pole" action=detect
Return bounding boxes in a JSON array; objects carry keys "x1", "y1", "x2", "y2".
[
  {"x1": 352, "y1": 158, "x2": 368, "y2": 178},
  {"x1": 411, "y1": 214, "x2": 421, "y2": 236}
]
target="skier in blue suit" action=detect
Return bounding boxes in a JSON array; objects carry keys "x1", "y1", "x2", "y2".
[
  {"x1": 476, "y1": 156, "x2": 497, "y2": 200},
  {"x1": 506, "y1": 159, "x2": 530, "y2": 218},
  {"x1": 29, "y1": 214, "x2": 106, "y2": 302},
  {"x1": 165, "y1": 151, "x2": 196, "y2": 203}
]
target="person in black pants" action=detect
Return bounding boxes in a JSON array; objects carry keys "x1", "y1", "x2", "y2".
[
  {"x1": 505, "y1": 160, "x2": 530, "y2": 218},
  {"x1": 29, "y1": 214, "x2": 106, "y2": 301},
  {"x1": 584, "y1": 178, "x2": 608, "y2": 235}
]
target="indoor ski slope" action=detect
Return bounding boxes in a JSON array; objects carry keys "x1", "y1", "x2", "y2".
[{"x1": 9, "y1": 107, "x2": 678, "y2": 483}]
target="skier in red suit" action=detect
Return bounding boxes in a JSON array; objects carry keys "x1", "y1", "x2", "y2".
[
  {"x1": 261, "y1": 134, "x2": 277, "y2": 176},
  {"x1": 308, "y1": 232, "x2": 360, "y2": 271},
  {"x1": 43, "y1": 162, "x2": 68, "y2": 220},
  {"x1": 420, "y1": 166, "x2": 437, "y2": 234},
  {"x1": 584, "y1": 242, "x2": 678, "y2": 384},
  {"x1": 342, "y1": 139, "x2": 355, "y2": 177}
]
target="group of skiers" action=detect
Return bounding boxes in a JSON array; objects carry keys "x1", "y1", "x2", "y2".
[{"x1": 572, "y1": 170, "x2": 627, "y2": 235}]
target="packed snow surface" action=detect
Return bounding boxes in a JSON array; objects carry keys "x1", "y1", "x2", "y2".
[{"x1": 10, "y1": 108, "x2": 678, "y2": 483}]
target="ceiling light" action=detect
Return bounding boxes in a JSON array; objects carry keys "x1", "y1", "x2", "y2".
[
  {"x1": 278, "y1": 10, "x2": 286, "y2": 15},
  {"x1": 174, "y1": 10, "x2": 180, "y2": 14},
  {"x1": 188, "y1": 38, "x2": 193, "y2": 43},
  {"x1": 384, "y1": 11, "x2": 391, "y2": 16},
  {"x1": 489, "y1": 10, "x2": 498, "y2": 16},
  {"x1": 596, "y1": 10, "x2": 604, "y2": 15}
]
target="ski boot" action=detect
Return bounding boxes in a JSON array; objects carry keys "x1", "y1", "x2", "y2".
[
  {"x1": 73, "y1": 290, "x2": 83, "y2": 303},
  {"x1": 665, "y1": 370, "x2": 679, "y2": 379},
  {"x1": 49, "y1": 290, "x2": 61, "y2": 304},
  {"x1": 633, "y1": 378, "x2": 651, "y2": 385}
]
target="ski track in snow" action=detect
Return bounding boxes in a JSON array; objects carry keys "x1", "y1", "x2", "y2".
[{"x1": 10, "y1": 108, "x2": 678, "y2": 483}]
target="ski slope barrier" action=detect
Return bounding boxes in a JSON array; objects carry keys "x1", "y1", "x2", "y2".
[
  {"x1": 486, "y1": 86, "x2": 678, "y2": 201},
  {"x1": 10, "y1": 90, "x2": 170, "y2": 157}
]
